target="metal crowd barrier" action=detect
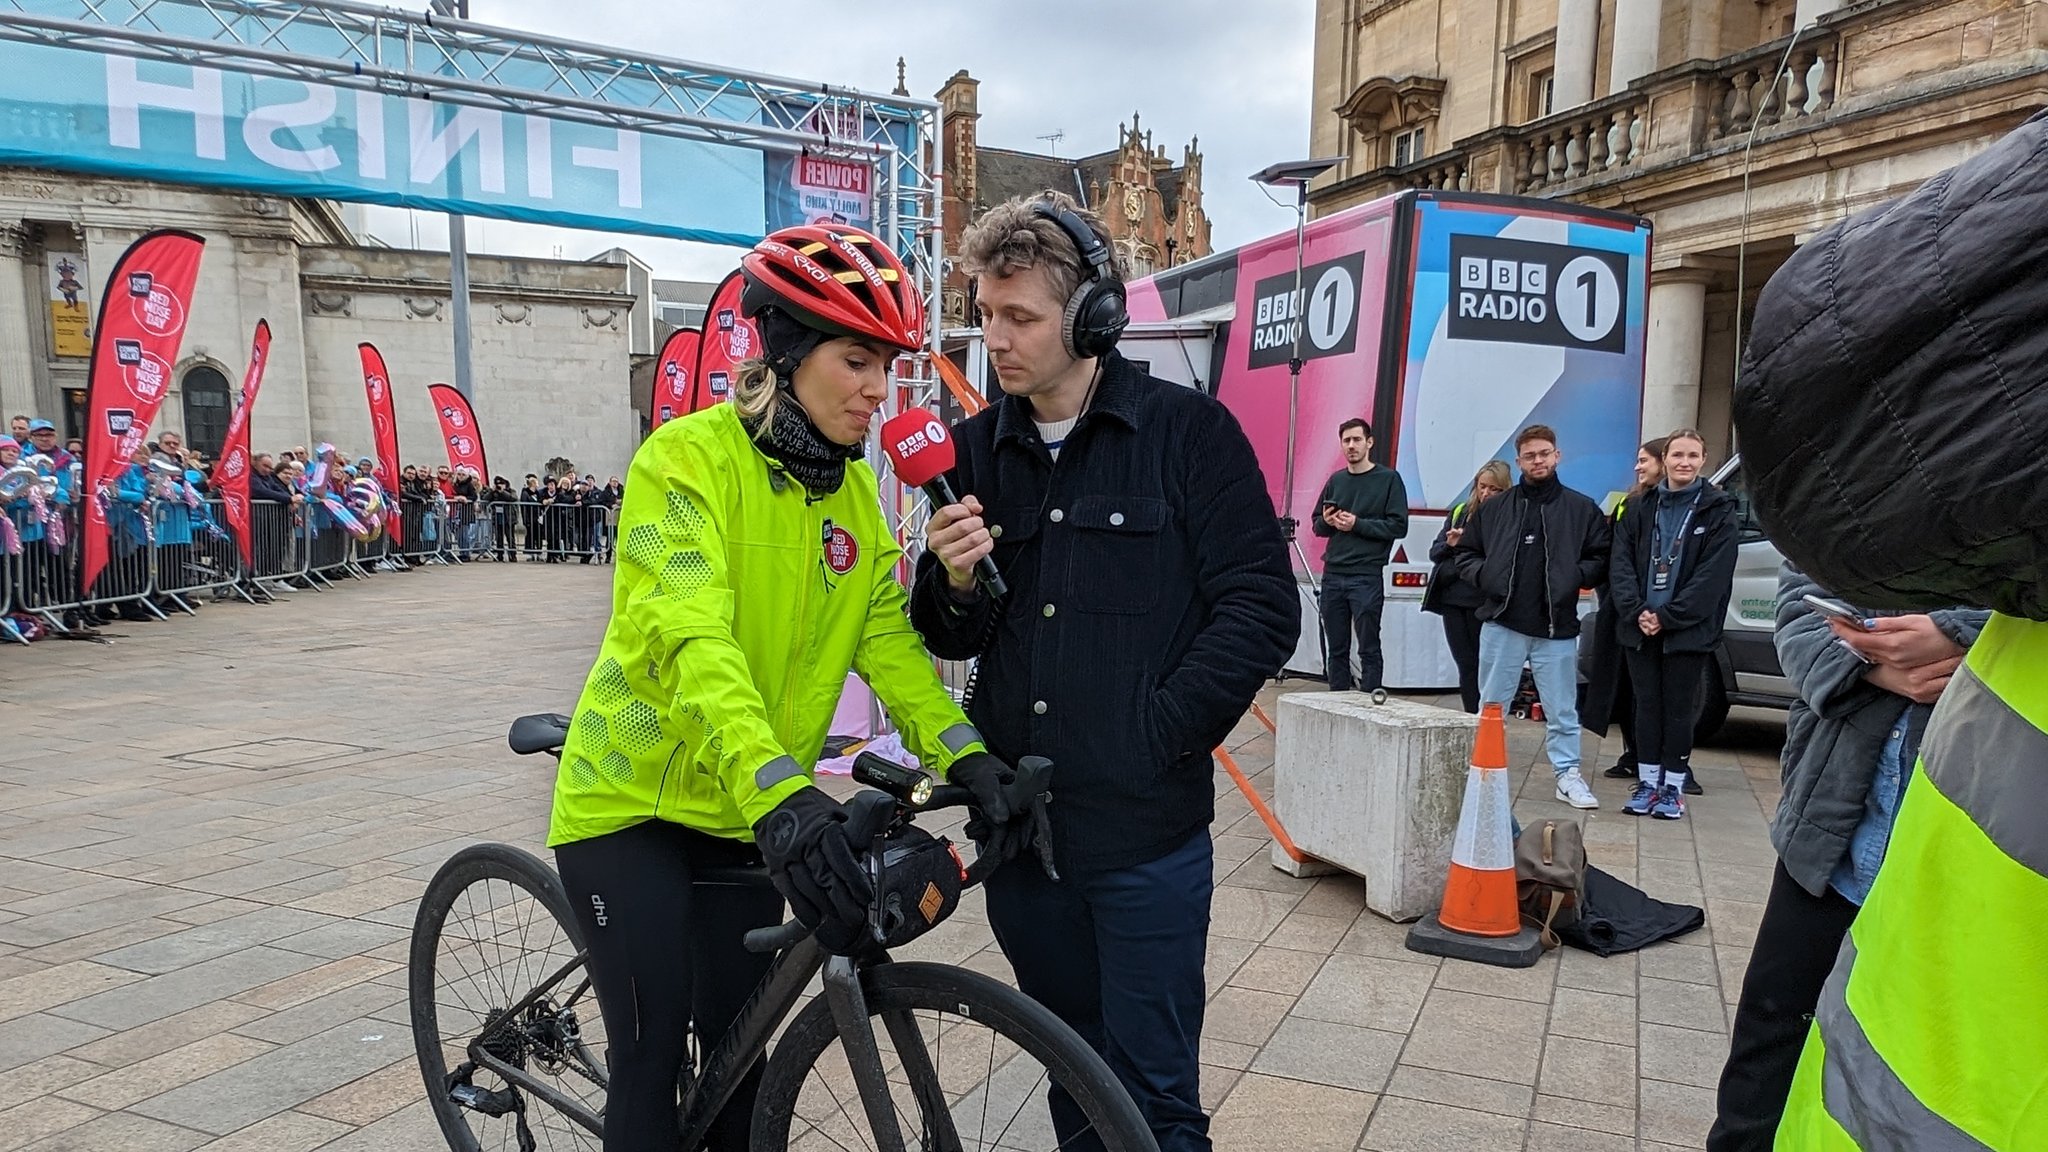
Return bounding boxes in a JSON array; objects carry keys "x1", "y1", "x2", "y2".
[
  {"x1": 150, "y1": 497, "x2": 250, "y2": 611},
  {"x1": 245, "y1": 499, "x2": 302, "y2": 597},
  {"x1": 538, "y1": 503, "x2": 615, "y2": 564},
  {"x1": 303, "y1": 506, "x2": 354, "y2": 586}
]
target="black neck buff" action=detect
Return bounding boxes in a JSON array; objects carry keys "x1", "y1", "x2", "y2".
[{"x1": 750, "y1": 393, "x2": 861, "y2": 496}]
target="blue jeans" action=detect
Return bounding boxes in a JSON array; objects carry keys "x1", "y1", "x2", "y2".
[
  {"x1": 1322, "y1": 572, "x2": 1387, "y2": 692},
  {"x1": 1478, "y1": 621, "x2": 1583, "y2": 778},
  {"x1": 985, "y1": 829, "x2": 1214, "y2": 1152}
]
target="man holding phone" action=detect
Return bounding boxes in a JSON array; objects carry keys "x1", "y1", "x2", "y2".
[{"x1": 1313, "y1": 419, "x2": 1409, "y2": 692}]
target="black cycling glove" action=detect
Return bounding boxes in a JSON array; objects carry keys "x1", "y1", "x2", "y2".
[
  {"x1": 753, "y1": 787, "x2": 873, "y2": 952},
  {"x1": 947, "y1": 751, "x2": 1015, "y2": 824}
]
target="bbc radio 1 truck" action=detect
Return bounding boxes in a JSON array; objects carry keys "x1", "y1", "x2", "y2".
[{"x1": 1122, "y1": 190, "x2": 1652, "y2": 689}]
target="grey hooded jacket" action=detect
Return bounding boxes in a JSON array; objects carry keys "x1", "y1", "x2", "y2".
[{"x1": 1771, "y1": 562, "x2": 1988, "y2": 896}]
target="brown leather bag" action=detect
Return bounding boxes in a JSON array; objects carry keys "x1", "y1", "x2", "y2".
[{"x1": 1515, "y1": 818, "x2": 1587, "y2": 949}]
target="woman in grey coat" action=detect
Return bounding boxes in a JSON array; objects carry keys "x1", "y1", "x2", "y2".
[{"x1": 1707, "y1": 561, "x2": 1987, "y2": 1151}]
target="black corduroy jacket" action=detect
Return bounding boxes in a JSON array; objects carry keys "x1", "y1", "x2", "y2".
[{"x1": 909, "y1": 353, "x2": 1299, "y2": 874}]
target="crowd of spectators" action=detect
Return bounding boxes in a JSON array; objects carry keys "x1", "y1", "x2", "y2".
[{"x1": 3, "y1": 411, "x2": 622, "y2": 641}]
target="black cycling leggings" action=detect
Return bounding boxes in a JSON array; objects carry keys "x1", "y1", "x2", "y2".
[{"x1": 555, "y1": 819, "x2": 783, "y2": 1152}]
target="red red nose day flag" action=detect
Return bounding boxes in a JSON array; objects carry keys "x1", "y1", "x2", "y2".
[
  {"x1": 217, "y1": 318, "x2": 273, "y2": 570},
  {"x1": 359, "y1": 343, "x2": 404, "y2": 545},
  {"x1": 82, "y1": 229, "x2": 206, "y2": 593},
  {"x1": 650, "y1": 328, "x2": 702, "y2": 429},
  {"x1": 428, "y1": 384, "x2": 490, "y2": 480},
  {"x1": 692, "y1": 270, "x2": 756, "y2": 410}
]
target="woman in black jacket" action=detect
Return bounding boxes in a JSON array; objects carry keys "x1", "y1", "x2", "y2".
[
  {"x1": 1608, "y1": 430, "x2": 1739, "y2": 820},
  {"x1": 1421, "y1": 460, "x2": 1510, "y2": 712},
  {"x1": 1589, "y1": 438, "x2": 1671, "y2": 785},
  {"x1": 488, "y1": 476, "x2": 517, "y2": 562},
  {"x1": 518, "y1": 475, "x2": 543, "y2": 559}
]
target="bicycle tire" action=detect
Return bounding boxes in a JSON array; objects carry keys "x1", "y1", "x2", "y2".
[
  {"x1": 749, "y1": 960, "x2": 1158, "y2": 1152},
  {"x1": 409, "y1": 841, "x2": 599, "y2": 1152}
]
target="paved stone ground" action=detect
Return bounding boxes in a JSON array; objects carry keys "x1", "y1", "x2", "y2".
[{"x1": 0, "y1": 562, "x2": 1788, "y2": 1150}]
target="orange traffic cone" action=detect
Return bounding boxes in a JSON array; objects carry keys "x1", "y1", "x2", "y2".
[{"x1": 1406, "y1": 703, "x2": 1544, "y2": 967}]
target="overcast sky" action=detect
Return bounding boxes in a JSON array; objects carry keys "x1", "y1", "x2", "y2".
[{"x1": 360, "y1": 0, "x2": 1316, "y2": 282}]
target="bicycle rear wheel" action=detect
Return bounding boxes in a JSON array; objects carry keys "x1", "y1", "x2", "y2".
[
  {"x1": 410, "y1": 842, "x2": 608, "y2": 1152},
  {"x1": 750, "y1": 960, "x2": 1158, "y2": 1152}
]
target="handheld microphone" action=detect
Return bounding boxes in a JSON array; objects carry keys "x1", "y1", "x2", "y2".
[{"x1": 880, "y1": 407, "x2": 1007, "y2": 599}]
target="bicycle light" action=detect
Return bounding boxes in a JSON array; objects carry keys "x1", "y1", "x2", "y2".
[{"x1": 851, "y1": 752, "x2": 934, "y2": 806}]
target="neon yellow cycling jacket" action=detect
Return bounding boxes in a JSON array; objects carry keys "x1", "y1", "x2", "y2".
[{"x1": 547, "y1": 403, "x2": 983, "y2": 848}]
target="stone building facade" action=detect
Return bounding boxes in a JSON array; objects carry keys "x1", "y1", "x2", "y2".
[
  {"x1": 1307, "y1": 0, "x2": 2048, "y2": 453},
  {"x1": 932, "y1": 69, "x2": 1213, "y2": 329},
  {"x1": 0, "y1": 171, "x2": 638, "y2": 482}
]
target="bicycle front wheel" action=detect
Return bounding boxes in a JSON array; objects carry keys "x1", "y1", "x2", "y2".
[{"x1": 751, "y1": 960, "x2": 1158, "y2": 1152}]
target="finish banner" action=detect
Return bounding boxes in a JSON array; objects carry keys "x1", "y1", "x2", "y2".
[
  {"x1": 216, "y1": 318, "x2": 272, "y2": 569},
  {"x1": 359, "y1": 343, "x2": 404, "y2": 545},
  {"x1": 428, "y1": 383, "x2": 490, "y2": 480},
  {"x1": 650, "y1": 328, "x2": 701, "y2": 429},
  {"x1": 82, "y1": 228, "x2": 206, "y2": 593},
  {"x1": 693, "y1": 271, "x2": 755, "y2": 410}
]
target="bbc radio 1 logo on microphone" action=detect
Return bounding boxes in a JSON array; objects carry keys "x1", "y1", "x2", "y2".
[{"x1": 1448, "y1": 235, "x2": 1627, "y2": 353}]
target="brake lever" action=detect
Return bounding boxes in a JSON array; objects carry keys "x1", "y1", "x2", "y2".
[{"x1": 1029, "y1": 792, "x2": 1059, "y2": 883}]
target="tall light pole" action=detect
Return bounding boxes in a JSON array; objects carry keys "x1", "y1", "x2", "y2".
[
  {"x1": 428, "y1": 0, "x2": 476, "y2": 399},
  {"x1": 1250, "y1": 158, "x2": 1341, "y2": 549}
]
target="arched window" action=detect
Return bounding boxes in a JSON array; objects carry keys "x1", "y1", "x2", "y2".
[{"x1": 181, "y1": 365, "x2": 232, "y2": 459}]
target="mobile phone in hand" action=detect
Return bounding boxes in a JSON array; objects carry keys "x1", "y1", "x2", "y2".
[{"x1": 1803, "y1": 594, "x2": 1872, "y2": 631}]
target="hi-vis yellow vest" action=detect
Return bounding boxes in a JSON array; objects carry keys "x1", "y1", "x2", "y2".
[
  {"x1": 1777, "y1": 612, "x2": 2048, "y2": 1150},
  {"x1": 548, "y1": 403, "x2": 982, "y2": 848}
]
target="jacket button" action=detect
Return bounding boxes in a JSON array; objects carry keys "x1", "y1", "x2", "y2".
[
  {"x1": 1033, "y1": 700, "x2": 1047, "y2": 715},
  {"x1": 990, "y1": 524, "x2": 1003, "y2": 539},
  {"x1": 1049, "y1": 508, "x2": 1064, "y2": 523},
  {"x1": 1042, "y1": 603, "x2": 1056, "y2": 617},
  {"x1": 1109, "y1": 512, "x2": 1124, "y2": 526}
]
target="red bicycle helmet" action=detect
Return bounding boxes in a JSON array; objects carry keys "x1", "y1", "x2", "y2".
[{"x1": 739, "y1": 224, "x2": 926, "y2": 352}]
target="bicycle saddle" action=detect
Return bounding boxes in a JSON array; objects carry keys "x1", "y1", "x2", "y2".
[{"x1": 507, "y1": 713, "x2": 571, "y2": 755}]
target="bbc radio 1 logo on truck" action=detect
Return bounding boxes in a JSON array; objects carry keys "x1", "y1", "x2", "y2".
[
  {"x1": 1448, "y1": 235, "x2": 1627, "y2": 353},
  {"x1": 1247, "y1": 252, "x2": 1366, "y2": 370}
]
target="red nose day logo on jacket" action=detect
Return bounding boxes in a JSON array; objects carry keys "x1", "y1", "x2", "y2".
[{"x1": 823, "y1": 521, "x2": 858, "y2": 575}]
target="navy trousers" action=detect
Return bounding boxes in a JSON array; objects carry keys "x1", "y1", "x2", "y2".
[{"x1": 984, "y1": 828, "x2": 1215, "y2": 1152}]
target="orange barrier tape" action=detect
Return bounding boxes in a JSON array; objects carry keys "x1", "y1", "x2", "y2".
[
  {"x1": 934, "y1": 355, "x2": 988, "y2": 416},
  {"x1": 1215, "y1": 745, "x2": 1307, "y2": 864}
]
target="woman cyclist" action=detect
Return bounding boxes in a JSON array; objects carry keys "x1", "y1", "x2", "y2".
[{"x1": 547, "y1": 224, "x2": 1015, "y2": 1151}]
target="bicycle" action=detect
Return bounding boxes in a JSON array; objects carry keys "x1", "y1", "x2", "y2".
[{"x1": 408, "y1": 712, "x2": 1159, "y2": 1152}]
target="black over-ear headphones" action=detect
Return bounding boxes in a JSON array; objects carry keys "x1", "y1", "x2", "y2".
[{"x1": 1031, "y1": 200, "x2": 1129, "y2": 360}]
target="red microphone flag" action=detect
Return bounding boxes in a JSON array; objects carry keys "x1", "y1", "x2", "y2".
[
  {"x1": 217, "y1": 319, "x2": 272, "y2": 570},
  {"x1": 650, "y1": 328, "x2": 702, "y2": 430},
  {"x1": 359, "y1": 343, "x2": 403, "y2": 544},
  {"x1": 879, "y1": 408, "x2": 956, "y2": 488},
  {"x1": 81, "y1": 228, "x2": 207, "y2": 594}
]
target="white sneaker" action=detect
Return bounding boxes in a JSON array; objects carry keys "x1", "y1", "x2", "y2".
[{"x1": 1555, "y1": 771, "x2": 1600, "y2": 810}]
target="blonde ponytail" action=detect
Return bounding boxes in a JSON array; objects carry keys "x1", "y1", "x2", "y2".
[{"x1": 729, "y1": 358, "x2": 779, "y2": 435}]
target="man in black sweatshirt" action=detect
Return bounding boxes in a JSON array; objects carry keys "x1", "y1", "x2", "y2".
[
  {"x1": 1450, "y1": 424, "x2": 1611, "y2": 809},
  {"x1": 1312, "y1": 418, "x2": 1409, "y2": 692}
]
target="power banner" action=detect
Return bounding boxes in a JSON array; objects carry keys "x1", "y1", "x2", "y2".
[
  {"x1": 0, "y1": 17, "x2": 913, "y2": 247},
  {"x1": 693, "y1": 271, "x2": 755, "y2": 410},
  {"x1": 82, "y1": 228, "x2": 206, "y2": 593},
  {"x1": 428, "y1": 384, "x2": 489, "y2": 480},
  {"x1": 650, "y1": 328, "x2": 701, "y2": 429},
  {"x1": 216, "y1": 318, "x2": 272, "y2": 569},
  {"x1": 359, "y1": 343, "x2": 404, "y2": 545}
]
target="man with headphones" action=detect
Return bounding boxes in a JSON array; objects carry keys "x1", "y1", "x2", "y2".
[{"x1": 909, "y1": 191, "x2": 1298, "y2": 1152}]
